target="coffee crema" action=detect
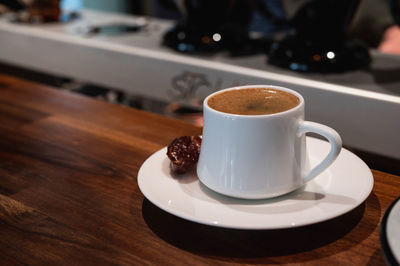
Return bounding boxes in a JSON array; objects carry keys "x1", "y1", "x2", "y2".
[{"x1": 207, "y1": 88, "x2": 300, "y2": 115}]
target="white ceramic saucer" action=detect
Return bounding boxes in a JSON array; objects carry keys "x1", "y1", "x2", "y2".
[
  {"x1": 380, "y1": 197, "x2": 400, "y2": 265},
  {"x1": 138, "y1": 137, "x2": 373, "y2": 230}
]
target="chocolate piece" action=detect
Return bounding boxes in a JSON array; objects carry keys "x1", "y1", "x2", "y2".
[{"x1": 167, "y1": 136, "x2": 202, "y2": 174}]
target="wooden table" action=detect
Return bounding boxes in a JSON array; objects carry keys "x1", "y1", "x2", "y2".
[{"x1": 0, "y1": 73, "x2": 399, "y2": 265}]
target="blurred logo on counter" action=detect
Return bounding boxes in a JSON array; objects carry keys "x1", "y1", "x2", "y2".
[{"x1": 168, "y1": 71, "x2": 223, "y2": 108}]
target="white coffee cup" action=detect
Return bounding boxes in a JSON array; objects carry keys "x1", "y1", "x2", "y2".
[{"x1": 196, "y1": 85, "x2": 342, "y2": 199}]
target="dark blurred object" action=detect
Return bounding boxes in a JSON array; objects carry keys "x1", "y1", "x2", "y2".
[
  {"x1": 84, "y1": 23, "x2": 146, "y2": 36},
  {"x1": 250, "y1": 0, "x2": 289, "y2": 38},
  {"x1": 162, "y1": 0, "x2": 256, "y2": 55},
  {"x1": 0, "y1": 0, "x2": 25, "y2": 11},
  {"x1": 268, "y1": 0, "x2": 371, "y2": 73},
  {"x1": 349, "y1": 0, "x2": 394, "y2": 48},
  {"x1": 390, "y1": 0, "x2": 400, "y2": 25}
]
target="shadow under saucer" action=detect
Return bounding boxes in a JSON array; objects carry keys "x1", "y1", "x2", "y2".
[{"x1": 141, "y1": 192, "x2": 381, "y2": 263}]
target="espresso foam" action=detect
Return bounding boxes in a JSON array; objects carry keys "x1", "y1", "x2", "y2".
[{"x1": 207, "y1": 88, "x2": 300, "y2": 115}]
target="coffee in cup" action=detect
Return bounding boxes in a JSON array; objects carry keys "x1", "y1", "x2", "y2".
[{"x1": 207, "y1": 88, "x2": 300, "y2": 115}]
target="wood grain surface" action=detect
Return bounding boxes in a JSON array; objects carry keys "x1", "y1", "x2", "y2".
[{"x1": 0, "y1": 73, "x2": 399, "y2": 265}]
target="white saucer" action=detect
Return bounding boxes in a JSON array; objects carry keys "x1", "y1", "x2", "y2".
[
  {"x1": 138, "y1": 137, "x2": 373, "y2": 230},
  {"x1": 381, "y1": 197, "x2": 400, "y2": 265}
]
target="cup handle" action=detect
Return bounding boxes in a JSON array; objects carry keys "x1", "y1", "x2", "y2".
[{"x1": 298, "y1": 121, "x2": 342, "y2": 183}]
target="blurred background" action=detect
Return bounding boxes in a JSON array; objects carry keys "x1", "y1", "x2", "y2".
[{"x1": 1, "y1": 0, "x2": 400, "y2": 173}]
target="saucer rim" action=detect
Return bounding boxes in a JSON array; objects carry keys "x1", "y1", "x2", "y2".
[{"x1": 380, "y1": 196, "x2": 400, "y2": 265}]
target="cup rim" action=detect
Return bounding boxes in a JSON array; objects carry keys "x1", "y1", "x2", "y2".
[{"x1": 204, "y1": 85, "x2": 304, "y2": 118}]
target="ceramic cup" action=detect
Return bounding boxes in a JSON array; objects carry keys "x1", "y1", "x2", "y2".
[{"x1": 197, "y1": 85, "x2": 342, "y2": 199}]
